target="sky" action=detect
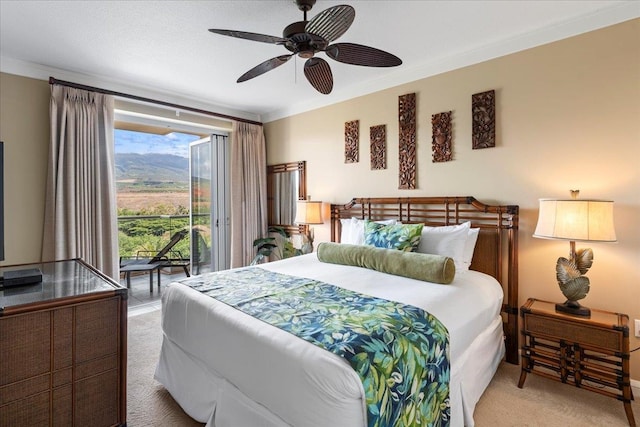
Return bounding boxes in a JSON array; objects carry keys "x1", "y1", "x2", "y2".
[{"x1": 114, "y1": 129, "x2": 202, "y2": 158}]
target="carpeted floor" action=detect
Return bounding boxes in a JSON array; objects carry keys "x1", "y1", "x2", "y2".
[
  {"x1": 128, "y1": 308, "x2": 638, "y2": 426},
  {"x1": 127, "y1": 308, "x2": 204, "y2": 427}
]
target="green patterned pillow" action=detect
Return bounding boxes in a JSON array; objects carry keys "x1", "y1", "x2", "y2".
[{"x1": 363, "y1": 221, "x2": 423, "y2": 252}]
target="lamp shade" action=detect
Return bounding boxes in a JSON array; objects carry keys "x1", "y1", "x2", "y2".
[
  {"x1": 533, "y1": 199, "x2": 616, "y2": 242},
  {"x1": 295, "y1": 200, "x2": 323, "y2": 225}
]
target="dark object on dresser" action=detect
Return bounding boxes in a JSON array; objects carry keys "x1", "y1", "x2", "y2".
[{"x1": 0, "y1": 268, "x2": 42, "y2": 288}]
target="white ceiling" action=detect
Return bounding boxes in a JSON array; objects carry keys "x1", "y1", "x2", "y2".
[{"x1": 1, "y1": 1, "x2": 638, "y2": 123}]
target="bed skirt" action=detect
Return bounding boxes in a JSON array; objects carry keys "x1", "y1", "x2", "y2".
[{"x1": 154, "y1": 315, "x2": 504, "y2": 427}]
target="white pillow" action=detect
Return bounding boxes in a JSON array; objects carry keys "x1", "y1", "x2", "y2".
[
  {"x1": 416, "y1": 222, "x2": 471, "y2": 272},
  {"x1": 463, "y1": 227, "x2": 480, "y2": 269},
  {"x1": 340, "y1": 218, "x2": 397, "y2": 245},
  {"x1": 339, "y1": 218, "x2": 358, "y2": 243}
]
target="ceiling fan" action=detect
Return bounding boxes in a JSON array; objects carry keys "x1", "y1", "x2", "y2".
[{"x1": 208, "y1": 0, "x2": 402, "y2": 95}]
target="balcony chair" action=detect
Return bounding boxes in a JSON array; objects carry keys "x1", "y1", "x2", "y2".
[
  {"x1": 119, "y1": 229, "x2": 190, "y2": 291},
  {"x1": 191, "y1": 227, "x2": 212, "y2": 275}
]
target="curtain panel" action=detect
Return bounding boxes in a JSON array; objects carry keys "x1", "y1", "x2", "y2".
[
  {"x1": 43, "y1": 85, "x2": 119, "y2": 279},
  {"x1": 230, "y1": 121, "x2": 268, "y2": 268}
]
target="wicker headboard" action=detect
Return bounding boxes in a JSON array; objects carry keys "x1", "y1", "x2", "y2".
[{"x1": 330, "y1": 196, "x2": 519, "y2": 364}]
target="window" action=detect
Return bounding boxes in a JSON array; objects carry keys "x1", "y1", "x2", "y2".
[{"x1": 114, "y1": 104, "x2": 231, "y2": 268}]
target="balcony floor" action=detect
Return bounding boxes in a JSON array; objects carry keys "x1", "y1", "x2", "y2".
[{"x1": 122, "y1": 267, "x2": 189, "y2": 316}]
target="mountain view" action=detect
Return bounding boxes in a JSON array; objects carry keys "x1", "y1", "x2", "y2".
[
  {"x1": 115, "y1": 130, "x2": 199, "y2": 215},
  {"x1": 116, "y1": 153, "x2": 189, "y2": 183},
  {"x1": 114, "y1": 128, "x2": 197, "y2": 157}
]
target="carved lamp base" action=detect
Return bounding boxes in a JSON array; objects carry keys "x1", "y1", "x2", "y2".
[{"x1": 555, "y1": 300, "x2": 591, "y2": 317}]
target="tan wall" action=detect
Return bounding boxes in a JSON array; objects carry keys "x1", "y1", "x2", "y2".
[
  {"x1": 0, "y1": 73, "x2": 49, "y2": 265},
  {"x1": 265, "y1": 20, "x2": 640, "y2": 380}
]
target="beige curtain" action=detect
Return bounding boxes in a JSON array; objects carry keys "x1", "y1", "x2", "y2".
[
  {"x1": 230, "y1": 121, "x2": 268, "y2": 267},
  {"x1": 42, "y1": 85, "x2": 119, "y2": 279}
]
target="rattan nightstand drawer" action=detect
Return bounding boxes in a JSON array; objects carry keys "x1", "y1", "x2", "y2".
[{"x1": 524, "y1": 313, "x2": 622, "y2": 351}]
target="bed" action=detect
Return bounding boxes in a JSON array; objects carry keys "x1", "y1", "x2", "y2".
[{"x1": 155, "y1": 196, "x2": 519, "y2": 427}]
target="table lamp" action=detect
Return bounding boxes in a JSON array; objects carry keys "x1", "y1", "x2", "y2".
[
  {"x1": 295, "y1": 197, "x2": 323, "y2": 252},
  {"x1": 533, "y1": 190, "x2": 616, "y2": 317}
]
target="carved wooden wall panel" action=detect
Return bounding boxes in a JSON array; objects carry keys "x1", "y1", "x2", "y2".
[
  {"x1": 344, "y1": 120, "x2": 359, "y2": 163},
  {"x1": 370, "y1": 125, "x2": 386, "y2": 170},
  {"x1": 398, "y1": 93, "x2": 416, "y2": 189},
  {"x1": 472, "y1": 90, "x2": 495, "y2": 149},
  {"x1": 432, "y1": 111, "x2": 452, "y2": 162}
]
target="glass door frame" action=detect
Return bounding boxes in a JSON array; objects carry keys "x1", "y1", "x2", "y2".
[{"x1": 189, "y1": 133, "x2": 230, "y2": 274}]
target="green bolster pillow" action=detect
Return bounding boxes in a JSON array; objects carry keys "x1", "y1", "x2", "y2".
[{"x1": 316, "y1": 242, "x2": 456, "y2": 284}]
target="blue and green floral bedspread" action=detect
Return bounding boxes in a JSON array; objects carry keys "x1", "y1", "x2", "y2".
[{"x1": 180, "y1": 267, "x2": 450, "y2": 427}]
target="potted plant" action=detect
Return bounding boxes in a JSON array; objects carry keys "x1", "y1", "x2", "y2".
[{"x1": 251, "y1": 226, "x2": 302, "y2": 265}]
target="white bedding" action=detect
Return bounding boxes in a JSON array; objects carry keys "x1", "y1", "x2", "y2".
[{"x1": 155, "y1": 252, "x2": 505, "y2": 427}]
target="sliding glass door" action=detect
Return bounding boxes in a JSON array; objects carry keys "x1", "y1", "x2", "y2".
[{"x1": 189, "y1": 133, "x2": 230, "y2": 274}]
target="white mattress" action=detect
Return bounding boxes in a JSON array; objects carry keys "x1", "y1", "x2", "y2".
[{"x1": 155, "y1": 253, "x2": 505, "y2": 427}]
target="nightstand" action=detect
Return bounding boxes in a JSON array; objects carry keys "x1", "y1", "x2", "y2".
[{"x1": 518, "y1": 298, "x2": 635, "y2": 426}]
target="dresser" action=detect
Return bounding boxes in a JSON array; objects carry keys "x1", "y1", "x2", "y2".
[
  {"x1": 0, "y1": 259, "x2": 127, "y2": 427},
  {"x1": 519, "y1": 298, "x2": 635, "y2": 426}
]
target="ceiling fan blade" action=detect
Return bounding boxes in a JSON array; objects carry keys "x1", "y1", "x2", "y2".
[
  {"x1": 304, "y1": 57, "x2": 333, "y2": 94},
  {"x1": 305, "y1": 5, "x2": 355, "y2": 43},
  {"x1": 237, "y1": 55, "x2": 293, "y2": 83},
  {"x1": 208, "y1": 29, "x2": 287, "y2": 45},
  {"x1": 326, "y1": 43, "x2": 402, "y2": 67}
]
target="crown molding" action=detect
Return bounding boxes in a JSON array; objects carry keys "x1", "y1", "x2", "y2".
[{"x1": 0, "y1": 56, "x2": 262, "y2": 124}]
